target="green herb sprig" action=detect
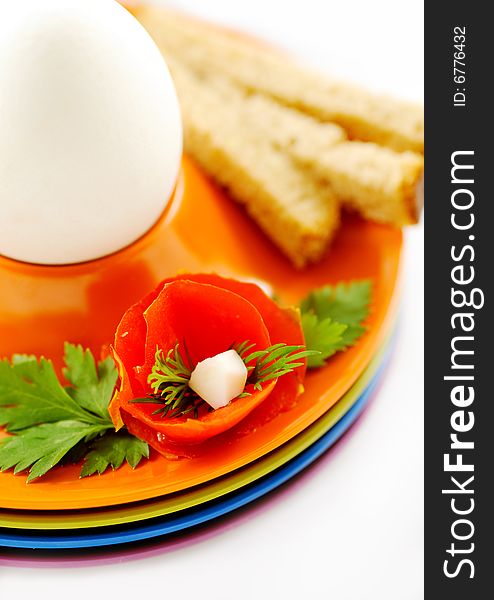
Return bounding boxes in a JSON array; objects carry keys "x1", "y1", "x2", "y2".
[
  {"x1": 300, "y1": 280, "x2": 372, "y2": 367},
  {"x1": 132, "y1": 342, "x2": 317, "y2": 419},
  {"x1": 235, "y1": 341, "x2": 315, "y2": 390},
  {"x1": 0, "y1": 344, "x2": 149, "y2": 482},
  {"x1": 131, "y1": 344, "x2": 199, "y2": 419}
]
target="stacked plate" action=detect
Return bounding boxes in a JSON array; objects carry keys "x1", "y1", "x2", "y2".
[
  {"x1": 0, "y1": 161, "x2": 402, "y2": 551},
  {"x1": 0, "y1": 342, "x2": 394, "y2": 550}
]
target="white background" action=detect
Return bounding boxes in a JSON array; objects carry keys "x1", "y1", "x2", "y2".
[{"x1": 0, "y1": 1, "x2": 424, "y2": 598}]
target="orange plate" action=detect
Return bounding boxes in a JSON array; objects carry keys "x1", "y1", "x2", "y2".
[{"x1": 0, "y1": 157, "x2": 402, "y2": 510}]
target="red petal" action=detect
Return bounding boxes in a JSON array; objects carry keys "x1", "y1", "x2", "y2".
[
  {"x1": 136, "y1": 279, "x2": 271, "y2": 388},
  {"x1": 180, "y1": 274, "x2": 307, "y2": 381},
  {"x1": 122, "y1": 380, "x2": 276, "y2": 445},
  {"x1": 109, "y1": 274, "x2": 307, "y2": 445}
]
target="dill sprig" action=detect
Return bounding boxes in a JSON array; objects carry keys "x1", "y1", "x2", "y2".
[
  {"x1": 130, "y1": 341, "x2": 318, "y2": 419},
  {"x1": 130, "y1": 344, "x2": 201, "y2": 419},
  {"x1": 235, "y1": 341, "x2": 317, "y2": 391}
]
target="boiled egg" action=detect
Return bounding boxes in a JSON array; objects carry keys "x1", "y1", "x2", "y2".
[
  {"x1": 189, "y1": 350, "x2": 248, "y2": 410},
  {"x1": 0, "y1": 0, "x2": 182, "y2": 264}
]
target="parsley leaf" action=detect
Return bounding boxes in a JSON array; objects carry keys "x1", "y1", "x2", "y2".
[
  {"x1": 300, "y1": 280, "x2": 372, "y2": 367},
  {"x1": 0, "y1": 344, "x2": 149, "y2": 482},
  {"x1": 80, "y1": 432, "x2": 149, "y2": 478},
  {"x1": 63, "y1": 343, "x2": 118, "y2": 421},
  {"x1": 0, "y1": 355, "x2": 103, "y2": 432},
  {"x1": 300, "y1": 280, "x2": 372, "y2": 324},
  {"x1": 301, "y1": 314, "x2": 348, "y2": 368},
  {"x1": 0, "y1": 421, "x2": 106, "y2": 482},
  {"x1": 337, "y1": 322, "x2": 367, "y2": 350}
]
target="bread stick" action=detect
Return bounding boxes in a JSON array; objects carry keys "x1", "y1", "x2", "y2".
[
  {"x1": 135, "y1": 5, "x2": 424, "y2": 153},
  {"x1": 169, "y1": 61, "x2": 340, "y2": 268}
]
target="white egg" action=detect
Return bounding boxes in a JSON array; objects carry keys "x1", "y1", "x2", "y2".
[
  {"x1": 0, "y1": 0, "x2": 182, "y2": 264},
  {"x1": 189, "y1": 350, "x2": 248, "y2": 411}
]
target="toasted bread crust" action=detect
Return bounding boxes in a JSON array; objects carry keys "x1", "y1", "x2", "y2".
[
  {"x1": 293, "y1": 141, "x2": 424, "y2": 226},
  {"x1": 169, "y1": 61, "x2": 340, "y2": 268},
  {"x1": 216, "y1": 88, "x2": 424, "y2": 225},
  {"x1": 136, "y1": 5, "x2": 424, "y2": 153},
  {"x1": 133, "y1": 5, "x2": 423, "y2": 266}
]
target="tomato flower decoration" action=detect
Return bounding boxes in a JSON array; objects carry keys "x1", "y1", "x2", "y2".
[{"x1": 108, "y1": 274, "x2": 308, "y2": 449}]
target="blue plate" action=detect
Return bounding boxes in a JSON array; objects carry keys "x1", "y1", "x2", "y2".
[{"x1": 0, "y1": 353, "x2": 388, "y2": 550}]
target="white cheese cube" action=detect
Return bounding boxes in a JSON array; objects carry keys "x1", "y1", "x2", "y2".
[{"x1": 189, "y1": 350, "x2": 248, "y2": 410}]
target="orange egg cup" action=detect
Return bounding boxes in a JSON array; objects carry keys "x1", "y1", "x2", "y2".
[
  {"x1": 0, "y1": 156, "x2": 400, "y2": 363},
  {"x1": 0, "y1": 157, "x2": 272, "y2": 365}
]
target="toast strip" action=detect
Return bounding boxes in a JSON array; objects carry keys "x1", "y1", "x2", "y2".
[
  {"x1": 135, "y1": 5, "x2": 424, "y2": 154},
  {"x1": 166, "y1": 55, "x2": 423, "y2": 226},
  {"x1": 290, "y1": 140, "x2": 424, "y2": 226},
  {"x1": 168, "y1": 60, "x2": 340, "y2": 268},
  {"x1": 221, "y1": 89, "x2": 424, "y2": 225}
]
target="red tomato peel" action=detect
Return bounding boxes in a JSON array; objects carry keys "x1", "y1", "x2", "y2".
[{"x1": 108, "y1": 274, "x2": 307, "y2": 446}]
